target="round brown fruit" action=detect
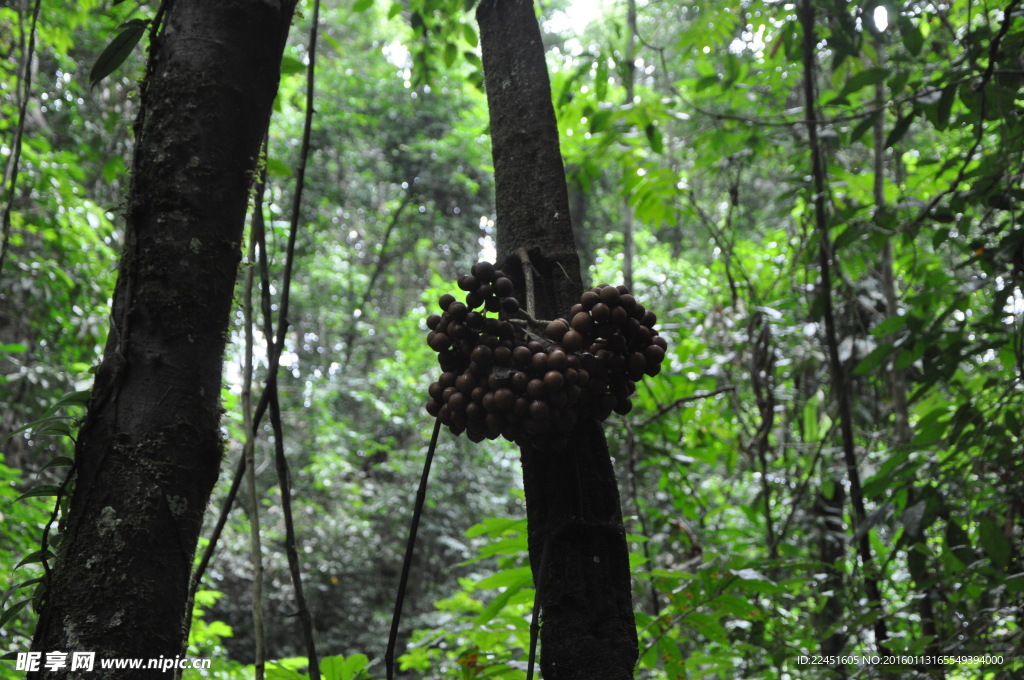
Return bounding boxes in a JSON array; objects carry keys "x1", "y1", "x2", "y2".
[
  {"x1": 546, "y1": 319, "x2": 569, "y2": 342},
  {"x1": 627, "y1": 352, "x2": 646, "y2": 381},
  {"x1": 495, "y1": 388, "x2": 515, "y2": 411},
  {"x1": 471, "y1": 344, "x2": 493, "y2": 364},
  {"x1": 561, "y1": 330, "x2": 584, "y2": 351},
  {"x1": 527, "y1": 379, "x2": 545, "y2": 400},
  {"x1": 531, "y1": 352, "x2": 548, "y2": 373},
  {"x1": 494, "y1": 345, "x2": 512, "y2": 364},
  {"x1": 455, "y1": 373, "x2": 475, "y2": 394},
  {"x1": 591, "y1": 302, "x2": 610, "y2": 323},
  {"x1": 571, "y1": 311, "x2": 593, "y2": 333},
  {"x1": 448, "y1": 392, "x2": 467, "y2": 412},
  {"x1": 471, "y1": 261, "x2": 496, "y2": 281},
  {"x1": 428, "y1": 332, "x2": 451, "y2": 352},
  {"x1": 644, "y1": 344, "x2": 666, "y2": 366},
  {"x1": 581, "y1": 291, "x2": 600, "y2": 310},
  {"x1": 529, "y1": 400, "x2": 551, "y2": 421},
  {"x1": 494, "y1": 277, "x2": 514, "y2": 297},
  {"x1": 439, "y1": 293, "x2": 456, "y2": 311},
  {"x1": 610, "y1": 306, "x2": 628, "y2": 327},
  {"x1": 599, "y1": 285, "x2": 621, "y2": 306},
  {"x1": 425, "y1": 398, "x2": 440, "y2": 417},
  {"x1": 543, "y1": 370, "x2": 565, "y2": 393},
  {"x1": 547, "y1": 349, "x2": 568, "y2": 371}
]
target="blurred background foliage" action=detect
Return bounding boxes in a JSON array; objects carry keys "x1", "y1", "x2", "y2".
[{"x1": 2, "y1": 0, "x2": 1022, "y2": 678}]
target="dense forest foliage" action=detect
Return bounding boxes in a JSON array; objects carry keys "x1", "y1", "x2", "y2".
[{"x1": 2, "y1": 0, "x2": 1022, "y2": 677}]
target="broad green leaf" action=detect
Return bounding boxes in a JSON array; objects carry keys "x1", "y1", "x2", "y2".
[
  {"x1": 0, "y1": 599, "x2": 31, "y2": 630},
  {"x1": 645, "y1": 123, "x2": 663, "y2": 153},
  {"x1": 280, "y1": 55, "x2": 305, "y2": 75},
  {"x1": 15, "y1": 549, "x2": 54, "y2": 570},
  {"x1": 353, "y1": 0, "x2": 373, "y2": 12},
  {"x1": 842, "y1": 67, "x2": 888, "y2": 96},
  {"x1": 266, "y1": 157, "x2": 293, "y2": 177},
  {"x1": 884, "y1": 113, "x2": 915, "y2": 148},
  {"x1": 849, "y1": 109, "x2": 881, "y2": 144},
  {"x1": 474, "y1": 575, "x2": 533, "y2": 624},
  {"x1": 476, "y1": 565, "x2": 532, "y2": 590},
  {"x1": 15, "y1": 485, "x2": 63, "y2": 502},
  {"x1": 90, "y1": 18, "x2": 149, "y2": 88},
  {"x1": 945, "y1": 519, "x2": 974, "y2": 566},
  {"x1": 978, "y1": 518, "x2": 1010, "y2": 570},
  {"x1": 42, "y1": 456, "x2": 74, "y2": 471},
  {"x1": 901, "y1": 501, "x2": 926, "y2": 538}
]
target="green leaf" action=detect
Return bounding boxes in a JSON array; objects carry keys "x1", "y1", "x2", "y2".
[
  {"x1": 849, "y1": 109, "x2": 881, "y2": 144},
  {"x1": 1, "y1": 343, "x2": 27, "y2": 353},
  {"x1": 15, "y1": 485, "x2": 63, "y2": 502},
  {"x1": 475, "y1": 574, "x2": 533, "y2": 624},
  {"x1": 42, "y1": 456, "x2": 74, "y2": 471},
  {"x1": 266, "y1": 157, "x2": 293, "y2": 178},
  {"x1": 934, "y1": 84, "x2": 957, "y2": 130},
  {"x1": 2, "y1": 577, "x2": 44, "y2": 608},
  {"x1": 645, "y1": 123, "x2": 663, "y2": 153},
  {"x1": 842, "y1": 66, "x2": 888, "y2": 96},
  {"x1": 884, "y1": 113, "x2": 915, "y2": 148},
  {"x1": 871, "y1": 315, "x2": 906, "y2": 338},
  {"x1": 15, "y1": 549, "x2": 54, "y2": 570},
  {"x1": 853, "y1": 342, "x2": 893, "y2": 375},
  {"x1": 0, "y1": 599, "x2": 31, "y2": 630},
  {"x1": 280, "y1": 55, "x2": 305, "y2": 75},
  {"x1": 321, "y1": 653, "x2": 369, "y2": 680},
  {"x1": 90, "y1": 19, "x2": 149, "y2": 89},
  {"x1": 443, "y1": 41, "x2": 458, "y2": 68},
  {"x1": 978, "y1": 518, "x2": 1010, "y2": 571},
  {"x1": 388, "y1": 2, "x2": 402, "y2": 19},
  {"x1": 898, "y1": 15, "x2": 924, "y2": 56},
  {"x1": 353, "y1": 0, "x2": 373, "y2": 12},
  {"x1": 945, "y1": 519, "x2": 974, "y2": 566},
  {"x1": 462, "y1": 23, "x2": 478, "y2": 48},
  {"x1": 907, "y1": 545, "x2": 929, "y2": 583},
  {"x1": 901, "y1": 501, "x2": 926, "y2": 539},
  {"x1": 476, "y1": 565, "x2": 532, "y2": 590}
]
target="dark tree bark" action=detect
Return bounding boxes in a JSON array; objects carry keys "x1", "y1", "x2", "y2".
[
  {"x1": 476, "y1": 1, "x2": 638, "y2": 678},
  {"x1": 30, "y1": 1, "x2": 297, "y2": 676}
]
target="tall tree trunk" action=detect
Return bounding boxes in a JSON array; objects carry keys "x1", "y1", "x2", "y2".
[
  {"x1": 30, "y1": 2, "x2": 297, "y2": 676},
  {"x1": 476, "y1": 1, "x2": 638, "y2": 678}
]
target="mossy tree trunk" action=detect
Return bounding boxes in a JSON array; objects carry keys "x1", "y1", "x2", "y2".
[
  {"x1": 476, "y1": 1, "x2": 639, "y2": 678},
  {"x1": 30, "y1": 1, "x2": 297, "y2": 676}
]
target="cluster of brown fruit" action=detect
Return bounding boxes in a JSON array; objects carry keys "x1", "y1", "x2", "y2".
[{"x1": 425, "y1": 261, "x2": 667, "y2": 448}]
